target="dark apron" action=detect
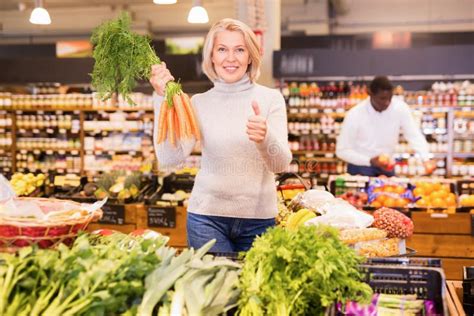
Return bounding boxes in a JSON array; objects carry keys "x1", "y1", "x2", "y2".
[{"x1": 347, "y1": 163, "x2": 395, "y2": 177}]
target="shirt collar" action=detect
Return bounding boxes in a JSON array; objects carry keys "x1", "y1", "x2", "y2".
[{"x1": 212, "y1": 74, "x2": 254, "y2": 93}]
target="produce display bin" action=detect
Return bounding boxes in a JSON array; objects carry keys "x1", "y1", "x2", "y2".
[{"x1": 359, "y1": 264, "x2": 448, "y2": 315}]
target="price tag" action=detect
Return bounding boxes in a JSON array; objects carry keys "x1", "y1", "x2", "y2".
[
  {"x1": 33, "y1": 149, "x2": 40, "y2": 155},
  {"x1": 20, "y1": 150, "x2": 27, "y2": 154},
  {"x1": 300, "y1": 108, "x2": 309, "y2": 114},
  {"x1": 289, "y1": 108, "x2": 298, "y2": 114},
  {"x1": 16, "y1": 111, "x2": 23, "y2": 115},
  {"x1": 46, "y1": 150, "x2": 53, "y2": 155},
  {"x1": 19, "y1": 129, "x2": 26, "y2": 133},
  {"x1": 71, "y1": 150, "x2": 79, "y2": 155},
  {"x1": 33, "y1": 129, "x2": 40, "y2": 134},
  {"x1": 305, "y1": 152, "x2": 314, "y2": 158},
  {"x1": 56, "y1": 111, "x2": 63, "y2": 115},
  {"x1": 73, "y1": 111, "x2": 80, "y2": 115},
  {"x1": 108, "y1": 151, "x2": 115, "y2": 155},
  {"x1": 320, "y1": 173, "x2": 329, "y2": 178},
  {"x1": 323, "y1": 109, "x2": 333, "y2": 114},
  {"x1": 99, "y1": 204, "x2": 126, "y2": 225},
  {"x1": 38, "y1": 111, "x2": 44, "y2": 115},
  {"x1": 46, "y1": 128, "x2": 54, "y2": 134},
  {"x1": 59, "y1": 129, "x2": 66, "y2": 134},
  {"x1": 96, "y1": 150, "x2": 103, "y2": 155},
  {"x1": 148, "y1": 206, "x2": 176, "y2": 228},
  {"x1": 324, "y1": 153, "x2": 334, "y2": 158},
  {"x1": 130, "y1": 151, "x2": 137, "y2": 156}
]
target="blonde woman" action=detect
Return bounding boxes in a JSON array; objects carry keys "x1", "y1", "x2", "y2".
[{"x1": 150, "y1": 18, "x2": 292, "y2": 253}]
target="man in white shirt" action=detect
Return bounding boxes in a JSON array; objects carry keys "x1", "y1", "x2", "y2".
[{"x1": 336, "y1": 76, "x2": 435, "y2": 177}]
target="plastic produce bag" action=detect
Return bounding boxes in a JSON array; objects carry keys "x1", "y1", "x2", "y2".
[
  {"x1": 287, "y1": 189, "x2": 335, "y2": 213},
  {"x1": 0, "y1": 174, "x2": 45, "y2": 220},
  {"x1": 305, "y1": 199, "x2": 374, "y2": 229}
]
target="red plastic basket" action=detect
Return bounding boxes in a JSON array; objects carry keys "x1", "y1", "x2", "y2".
[{"x1": 0, "y1": 197, "x2": 102, "y2": 249}]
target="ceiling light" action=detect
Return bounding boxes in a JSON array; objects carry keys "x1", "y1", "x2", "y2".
[
  {"x1": 29, "y1": 0, "x2": 51, "y2": 25},
  {"x1": 187, "y1": 0, "x2": 209, "y2": 24},
  {"x1": 153, "y1": 0, "x2": 177, "y2": 4}
]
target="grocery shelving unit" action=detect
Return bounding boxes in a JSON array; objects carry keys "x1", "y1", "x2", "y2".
[
  {"x1": 277, "y1": 77, "x2": 474, "y2": 183},
  {"x1": 0, "y1": 92, "x2": 157, "y2": 176}
]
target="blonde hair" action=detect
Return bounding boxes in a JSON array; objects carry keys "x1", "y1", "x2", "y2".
[{"x1": 202, "y1": 18, "x2": 261, "y2": 83}]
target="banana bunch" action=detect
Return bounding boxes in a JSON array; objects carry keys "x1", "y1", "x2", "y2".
[
  {"x1": 10, "y1": 173, "x2": 45, "y2": 196},
  {"x1": 285, "y1": 208, "x2": 316, "y2": 230}
]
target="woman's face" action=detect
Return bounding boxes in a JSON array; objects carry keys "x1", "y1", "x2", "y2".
[{"x1": 211, "y1": 30, "x2": 251, "y2": 83}]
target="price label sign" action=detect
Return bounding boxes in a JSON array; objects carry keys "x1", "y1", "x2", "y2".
[
  {"x1": 147, "y1": 206, "x2": 176, "y2": 228},
  {"x1": 99, "y1": 204, "x2": 126, "y2": 225}
]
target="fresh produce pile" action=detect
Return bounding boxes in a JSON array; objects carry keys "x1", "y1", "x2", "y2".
[
  {"x1": 237, "y1": 225, "x2": 373, "y2": 315},
  {"x1": 368, "y1": 179, "x2": 416, "y2": 209},
  {"x1": 339, "y1": 191, "x2": 368, "y2": 209},
  {"x1": 0, "y1": 231, "x2": 240, "y2": 316},
  {"x1": 91, "y1": 12, "x2": 200, "y2": 147},
  {"x1": 9, "y1": 173, "x2": 45, "y2": 196},
  {"x1": 412, "y1": 181, "x2": 457, "y2": 209},
  {"x1": 92, "y1": 171, "x2": 142, "y2": 202}
]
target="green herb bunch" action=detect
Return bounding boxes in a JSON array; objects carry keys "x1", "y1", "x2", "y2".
[
  {"x1": 91, "y1": 12, "x2": 160, "y2": 105},
  {"x1": 237, "y1": 225, "x2": 373, "y2": 316}
]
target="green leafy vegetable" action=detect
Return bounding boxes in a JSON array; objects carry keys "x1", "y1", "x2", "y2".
[
  {"x1": 90, "y1": 12, "x2": 160, "y2": 105},
  {"x1": 237, "y1": 225, "x2": 373, "y2": 316}
]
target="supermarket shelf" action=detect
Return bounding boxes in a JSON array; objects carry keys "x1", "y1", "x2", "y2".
[
  {"x1": 288, "y1": 113, "x2": 345, "y2": 119},
  {"x1": 453, "y1": 134, "x2": 474, "y2": 140},
  {"x1": 1, "y1": 107, "x2": 153, "y2": 113},
  {"x1": 292, "y1": 150, "x2": 336, "y2": 157},
  {"x1": 453, "y1": 153, "x2": 474, "y2": 158},
  {"x1": 17, "y1": 148, "x2": 80, "y2": 155},
  {"x1": 84, "y1": 149, "x2": 142, "y2": 155}
]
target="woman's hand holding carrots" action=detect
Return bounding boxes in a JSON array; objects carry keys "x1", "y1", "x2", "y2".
[
  {"x1": 246, "y1": 101, "x2": 267, "y2": 143},
  {"x1": 153, "y1": 62, "x2": 201, "y2": 147},
  {"x1": 150, "y1": 63, "x2": 174, "y2": 96}
]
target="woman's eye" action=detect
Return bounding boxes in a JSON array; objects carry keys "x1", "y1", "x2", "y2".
[
  {"x1": 217, "y1": 47, "x2": 226, "y2": 52},
  {"x1": 237, "y1": 48, "x2": 245, "y2": 53}
]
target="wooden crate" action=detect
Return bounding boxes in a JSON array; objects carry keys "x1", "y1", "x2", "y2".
[
  {"x1": 446, "y1": 280, "x2": 466, "y2": 316},
  {"x1": 407, "y1": 212, "x2": 474, "y2": 280},
  {"x1": 137, "y1": 205, "x2": 187, "y2": 248}
]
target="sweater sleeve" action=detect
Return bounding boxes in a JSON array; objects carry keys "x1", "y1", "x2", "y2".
[
  {"x1": 400, "y1": 103, "x2": 430, "y2": 160},
  {"x1": 255, "y1": 92, "x2": 292, "y2": 173},
  {"x1": 153, "y1": 92, "x2": 196, "y2": 170},
  {"x1": 336, "y1": 109, "x2": 372, "y2": 166}
]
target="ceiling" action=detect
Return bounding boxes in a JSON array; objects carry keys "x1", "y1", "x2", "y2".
[{"x1": 1, "y1": 0, "x2": 473, "y2": 44}]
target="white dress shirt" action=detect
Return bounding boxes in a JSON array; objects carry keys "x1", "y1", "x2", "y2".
[{"x1": 336, "y1": 97, "x2": 430, "y2": 166}]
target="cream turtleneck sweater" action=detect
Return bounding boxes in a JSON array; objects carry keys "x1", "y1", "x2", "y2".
[{"x1": 153, "y1": 75, "x2": 292, "y2": 219}]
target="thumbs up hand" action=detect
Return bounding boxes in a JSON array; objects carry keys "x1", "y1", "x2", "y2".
[{"x1": 247, "y1": 101, "x2": 267, "y2": 143}]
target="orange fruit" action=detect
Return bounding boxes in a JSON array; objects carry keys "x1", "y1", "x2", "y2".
[
  {"x1": 424, "y1": 183, "x2": 434, "y2": 195},
  {"x1": 394, "y1": 186, "x2": 405, "y2": 195},
  {"x1": 383, "y1": 186, "x2": 395, "y2": 193},
  {"x1": 430, "y1": 191, "x2": 442, "y2": 200},
  {"x1": 384, "y1": 197, "x2": 397, "y2": 208},
  {"x1": 440, "y1": 184, "x2": 451, "y2": 193},
  {"x1": 413, "y1": 187, "x2": 424, "y2": 197},
  {"x1": 370, "y1": 201, "x2": 382, "y2": 208},
  {"x1": 437, "y1": 190, "x2": 448, "y2": 199},
  {"x1": 376, "y1": 195, "x2": 387, "y2": 204},
  {"x1": 446, "y1": 193, "x2": 457, "y2": 207},
  {"x1": 431, "y1": 197, "x2": 444, "y2": 208},
  {"x1": 395, "y1": 198, "x2": 408, "y2": 208},
  {"x1": 416, "y1": 198, "x2": 428, "y2": 207},
  {"x1": 432, "y1": 183, "x2": 442, "y2": 191}
]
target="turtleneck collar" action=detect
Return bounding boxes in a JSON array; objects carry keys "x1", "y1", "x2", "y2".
[{"x1": 213, "y1": 74, "x2": 254, "y2": 93}]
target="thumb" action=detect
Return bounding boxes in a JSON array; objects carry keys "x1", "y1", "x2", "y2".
[{"x1": 251, "y1": 101, "x2": 261, "y2": 116}]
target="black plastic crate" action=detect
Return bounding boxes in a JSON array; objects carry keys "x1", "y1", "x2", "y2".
[
  {"x1": 463, "y1": 266, "x2": 474, "y2": 305},
  {"x1": 360, "y1": 264, "x2": 447, "y2": 315},
  {"x1": 365, "y1": 257, "x2": 441, "y2": 268}
]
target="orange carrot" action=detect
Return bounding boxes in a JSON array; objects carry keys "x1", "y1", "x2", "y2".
[
  {"x1": 157, "y1": 101, "x2": 169, "y2": 144},
  {"x1": 173, "y1": 107, "x2": 180, "y2": 141},
  {"x1": 167, "y1": 106, "x2": 175, "y2": 146},
  {"x1": 181, "y1": 93, "x2": 201, "y2": 140},
  {"x1": 172, "y1": 94, "x2": 188, "y2": 140}
]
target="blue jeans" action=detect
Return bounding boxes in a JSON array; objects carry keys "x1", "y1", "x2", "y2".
[
  {"x1": 347, "y1": 163, "x2": 395, "y2": 177},
  {"x1": 186, "y1": 212, "x2": 275, "y2": 253}
]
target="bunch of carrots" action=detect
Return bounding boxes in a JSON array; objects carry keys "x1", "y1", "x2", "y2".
[{"x1": 156, "y1": 81, "x2": 201, "y2": 146}]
